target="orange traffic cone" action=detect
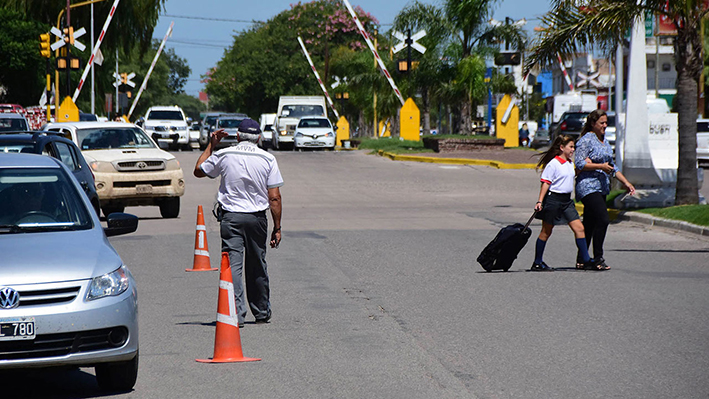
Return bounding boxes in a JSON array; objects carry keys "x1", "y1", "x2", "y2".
[
  {"x1": 196, "y1": 252, "x2": 261, "y2": 363},
  {"x1": 186, "y1": 205, "x2": 217, "y2": 272}
]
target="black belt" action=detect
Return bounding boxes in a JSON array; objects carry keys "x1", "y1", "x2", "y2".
[{"x1": 548, "y1": 192, "x2": 571, "y2": 200}]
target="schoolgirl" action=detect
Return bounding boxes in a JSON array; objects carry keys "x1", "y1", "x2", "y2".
[{"x1": 531, "y1": 135, "x2": 603, "y2": 271}]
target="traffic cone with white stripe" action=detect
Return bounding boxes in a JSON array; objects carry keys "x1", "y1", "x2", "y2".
[
  {"x1": 186, "y1": 205, "x2": 217, "y2": 272},
  {"x1": 197, "y1": 252, "x2": 261, "y2": 363}
]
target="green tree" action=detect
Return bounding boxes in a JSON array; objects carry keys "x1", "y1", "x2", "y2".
[
  {"x1": 393, "y1": 0, "x2": 526, "y2": 135},
  {"x1": 525, "y1": 0, "x2": 707, "y2": 205},
  {"x1": 0, "y1": 8, "x2": 49, "y2": 105},
  {"x1": 204, "y1": 0, "x2": 378, "y2": 119}
]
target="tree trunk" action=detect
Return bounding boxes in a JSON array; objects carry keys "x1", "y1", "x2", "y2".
[
  {"x1": 422, "y1": 88, "x2": 431, "y2": 135},
  {"x1": 460, "y1": 95, "x2": 472, "y2": 135},
  {"x1": 674, "y1": 25, "x2": 701, "y2": 205}
]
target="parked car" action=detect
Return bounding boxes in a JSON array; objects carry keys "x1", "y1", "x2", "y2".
[
  {"x1": 213, "y1": 115, "x2": 248, "y2": 149},
  {"x1": 189, "y1": 121, "x2": 201, "y2": 149},
  {"x1": 697, "y1": 119, "x2": 709, "y2": 167},
  {"x1": 552, "y1": 111, "x2": 588, "y2": 142},
  {"x1": 259, "y1": 113, "x2": 276, "y2": 149},
  {"x1": 0, "y1": 131, "x2": 100, "y2": 216},
  {"x1": 42, "y1": 122, "x2": 185, "y2": 218},
  {"x1": 198, "y1": 113, "x2": 245, "y2": 150},
  {"x1": 0, "y1": 104, "x2": 25, "y2": 113},
  {"x1": 140, "y1": 105, "x2": 190, "y2": 151},
  {"x1": 604, "y1": 111, "x2": 617, "y2": 152},
  {"x1": 0, "y1": 113, "x2": 29, "y2": 132},
  {"x1": 293, "y1": 117, "x2": 336, "y2": 150},
  {"x1": 530, "y1": 128, "x2": 550, "y2": 149},
  {"x1": 0, "y1": 153, "x2": 139, "y2": 392}
]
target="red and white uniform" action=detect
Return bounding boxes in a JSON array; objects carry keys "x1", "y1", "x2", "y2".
[{"x1": 540, "y1": 156, "x2": 575, "y2": 194}]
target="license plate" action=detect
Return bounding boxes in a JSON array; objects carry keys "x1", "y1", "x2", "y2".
[
  {"x1": 308, "y1": 142, "x2": 324, "y2": 146},
  {"x1": 136, "y1": 184, "x2": 153, "y2": 194},
  {"x1": 0, "y1": 317, "x2": 36, "y2": 341}
]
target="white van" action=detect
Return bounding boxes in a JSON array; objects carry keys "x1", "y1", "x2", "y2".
[
  {"x1": 141, "y1": 105, "x2": 189, "y2": 151},
  {"x1": 259, "y1": 113, "x2": 276, "y2": 149}
]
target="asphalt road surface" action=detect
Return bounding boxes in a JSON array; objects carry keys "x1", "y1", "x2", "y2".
[{"x1": 5, "y1": 150, "x2": 709, "y2": 398}]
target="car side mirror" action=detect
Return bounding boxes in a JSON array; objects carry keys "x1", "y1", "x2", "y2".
[
  {"x1": 104, "y1": 213, "x2": 139, "y2": 237},
  {"x1": 333, "y1": 124, "x2": 339, "y2": 131}
]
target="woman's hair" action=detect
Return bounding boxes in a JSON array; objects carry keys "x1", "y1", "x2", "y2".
[
  {"x1": 580, "y1": 109, "x2": 607, "y2": 136},
  {"x1": 536, "y1": 135, "x2": 575, "y2": 170}
]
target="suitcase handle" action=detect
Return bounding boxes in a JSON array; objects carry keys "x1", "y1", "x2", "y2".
[{"x1": 523, "y1": 210, "x2": 538, "y2": 231}]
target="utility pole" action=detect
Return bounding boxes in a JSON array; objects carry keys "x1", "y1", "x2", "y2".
[{"x1": 373, "y1": 28, "x2": 378, "y2": 137}]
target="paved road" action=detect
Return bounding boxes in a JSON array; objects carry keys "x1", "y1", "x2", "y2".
[{"x1": 5, "y1": 150, "x2": 709, "y2": 398}]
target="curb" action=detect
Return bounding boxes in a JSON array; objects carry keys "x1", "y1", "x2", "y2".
[
  {"x1": 377, "y1": 150, "x2": 537, "y2": 169},
  {"x1": 574, "y1": 203, "x2": 709, "y2": 237}
]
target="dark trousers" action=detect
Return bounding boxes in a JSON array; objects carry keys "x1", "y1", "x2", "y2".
[
  {"x1": 220, "y1": 211, "x2": 271, "y2": 323},
  {"x1": 578, "y1": 192, "x2": 610, "y2": 261}
]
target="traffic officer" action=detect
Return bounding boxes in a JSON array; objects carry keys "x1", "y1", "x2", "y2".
[{"x1": 194, "y1": 118, "x2": 283, "y2": 327}]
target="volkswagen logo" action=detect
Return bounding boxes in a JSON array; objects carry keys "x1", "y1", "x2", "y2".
[
  {"x1": 0, "y1": 287, "x2": 20, "y2": 309},
  {"x1": 136, "y1": 161, "x2": 147, "y2": 169}
]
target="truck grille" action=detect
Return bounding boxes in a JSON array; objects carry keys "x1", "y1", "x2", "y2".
[
  {"x1": 153, "y1": 126, "x2": 167, "y2": 132},
  {"x1": 113, "y1": 180, "x2": 172, "y2": 188},
  {"x1": 114, "y1": 160, "x2": 165, "y2": 172},
  {"x1": 0, "y1": 327, "x2": 129, "y2": 360}
]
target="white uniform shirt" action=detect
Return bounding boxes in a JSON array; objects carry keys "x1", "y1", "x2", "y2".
[
  {"x1": 200, "y1": 141, "x2": 284, "y2": 213},
  {"x1": 540, "y1": 156, "x2": 575, "y2": 194}
]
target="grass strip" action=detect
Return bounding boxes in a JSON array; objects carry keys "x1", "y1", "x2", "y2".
[{"x1": 636, "y1": 205, "x2": 709, "y2": 227}]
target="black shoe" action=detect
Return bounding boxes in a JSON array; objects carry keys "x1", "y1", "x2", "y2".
[
  {"x1": 255, "y1": 315, "x2": 271, "y2": 324},
  {"x1": 530, "y1": 262, "x2": 554, "y2": 271},
  {"x1": 238, "y1": 321, "x2": 244, "y2": 328},
  {"x1": 596, "y1": 257, "x2": 610, "y2": 270},
  {"x1": 581, "y1": 258, "x2": 606, "y2": 271}
]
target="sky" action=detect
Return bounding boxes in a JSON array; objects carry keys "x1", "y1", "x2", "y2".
[{"x1": 151, "y1": 0, "x2": 552, "y2": 96}]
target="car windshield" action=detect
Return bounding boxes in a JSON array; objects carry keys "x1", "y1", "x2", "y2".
[
  {"x1": 219, "y1": 119, "x2": 242, "y2": 128},
  {"x1": 298, "y1": 119, "x2": 330, "y2": 128},
  {"x1": 0, "y1": 118, "x2": 28, "y2": 131},
  {"x1": 281, "y1": 105, "x2": 324, "y2": 118},
  {"x1": 0, "y1": 143, "x2": 34, "y2": 153},
  {"x1": 697, "y1": 121, "x2": 709, "y2": 133},
  {"x1": 607, "y1": 115, "x2": 616, "y2": 126},
  {"x1": 77, "y1": 127, "x2": 155, "y2": 150},
  {"x1": 147, "y1": 110, "x2": 183, "y2": 120},
  {"x1": 0, "y1": 168, "x2": 92, "y2": 232}
]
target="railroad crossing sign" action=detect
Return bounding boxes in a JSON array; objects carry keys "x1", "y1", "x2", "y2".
[
  {"x1": 576, "y1": 71, "x2": 601, "y2": 88},
  {"x1": 50, "y1": 26, "x2": 86, "y2": 51},
  {"x1": 331, "y1": 76, "x2": 348, "y2": 89},
  {"x1": 392, "y1": 30, "x2": 426, "y2": 54},
  {"x1": 113, "y1": 72, "x2": 136, "y2": 88}
]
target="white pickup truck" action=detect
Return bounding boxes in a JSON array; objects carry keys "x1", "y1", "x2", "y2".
[{"x1": 272, "y1": 96, "x2": 327, "y2": 150}]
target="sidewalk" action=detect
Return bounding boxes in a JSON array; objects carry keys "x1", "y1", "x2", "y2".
[{"x1": 376, "y1": 149, "x2": 709, "y2": 238}]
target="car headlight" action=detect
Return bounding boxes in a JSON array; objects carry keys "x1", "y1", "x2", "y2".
[
  {"x1": 165, "y1": 158, "x2": 180, "y2": 170},
  {"x1": 173, "y1": 126, "x2": 187, "y2": 131},
  {"x1": 295, "y1": 133, "x2": 303, "y2": 138},
  {"x1": 326, "y1": 132, "x2": 334, "y2": 137},
  {"x1": 90, "y1": 161, "x2": 116, "y2": 172},
  {"x1": 280, "y1": 130, "x2": 288, "y2": 136},
  {"x1": 87, "y1": 266, "x2": 129, "y2": 300}
]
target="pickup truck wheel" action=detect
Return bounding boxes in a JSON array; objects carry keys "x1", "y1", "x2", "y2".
[
  {"x1": 102, "y1": 205, "x2": 125, "y2": 218},
  {"x1": 159, "y1": 197, "x2": 180, "y2": 218},
  {"x1": 95, "y1": 351, "x2": 139, "y2": 392}
]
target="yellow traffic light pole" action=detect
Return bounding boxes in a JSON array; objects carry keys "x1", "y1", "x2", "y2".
[
  {"x1": 54, "y1": 0, "x2": 105, "y2": 120},
  {"x1": 40, "y1": 33, "x2": 51, "y2": 120}
]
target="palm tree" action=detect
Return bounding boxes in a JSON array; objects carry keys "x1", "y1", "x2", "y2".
[
  {"x1": 394, "y1": 0, "x2": 526, "y2": 135},
  {"x1": 525, "y1": 0, "x2": 708, "y2": 205}
]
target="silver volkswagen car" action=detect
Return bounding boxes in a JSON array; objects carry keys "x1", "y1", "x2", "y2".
[{"x1": 0, "y1": 153, "x2": 139, "y2": 392}]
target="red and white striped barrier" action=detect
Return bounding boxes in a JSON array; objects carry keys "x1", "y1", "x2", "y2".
[
  {"x1": 128, "y1": 22, "x2": 174, "y2": 119},
  {"x1": 297, "y1": 37, "x2": 339, "y2": 120},
  {"x1": 557, "y1": 53, "x2": 575, "y2": 92},
  {"x1": 73, "y1": 0, "x2": 121, "y2": 101},
  {"x1": 341, "y1": 0, "x2": 405, "y2": 106}
]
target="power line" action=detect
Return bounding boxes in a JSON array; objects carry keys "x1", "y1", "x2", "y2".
[
  {"x1": 161, "y1": 14, "x2": 264, "y2": 23},
  {"x1": 169, "y1": 39, "x2": 228, "y2": 48}
]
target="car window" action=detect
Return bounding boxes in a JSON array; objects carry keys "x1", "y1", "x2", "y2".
[
  {"x1": 205, "y1": 116, "x2": 218, "y2": 126},
  {"x1": 147, "y1": 110, "x2": 183, "y2": 120},
  {"x1": 0, "y1": 117, "x2": 28, "y2": 131},
  {"x1": 298, "y1": 119, "x2": 331, "y2": 128},
  {"x1": 697, "y1": 121, "x2": 709, "y2": 133},
  {"x1": 607, "y1": 115, "x2": 616, "y2": 126},
  {"x1": 42, "y1": 143, "x2": 53, "y2": 157},
  {"x1": 281, "y1": 105, "x2": 324, "y2": 118},
  {"x1": 264, "y1": 124, "x2": 273, "y2": 131},
  {"x1": 0, "y1": 143, "x2": 33, "y2": 153},
  {"x1": 77, "y1": 127, "x2": 155, "y2": 150},
  {"x1": 218, "y1": 119, "x2": 242, "y2": 128},
  {"x1": 0, "y1": 168, "x2": 92, "y2": 229},
  {"x1": 55, "y1": 143, "x2": 78, "y2": 171}
]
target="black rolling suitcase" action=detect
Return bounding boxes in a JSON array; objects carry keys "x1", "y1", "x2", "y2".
[{"x1": 477, "y1": 211, "x2": 537, "y2": 272}]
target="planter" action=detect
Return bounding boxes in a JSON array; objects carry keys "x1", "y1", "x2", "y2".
[{"x1": 422, "y1": 137, "x2": 505, "y2": 153}]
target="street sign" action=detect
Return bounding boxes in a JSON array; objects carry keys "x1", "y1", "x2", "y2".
[
  {"x1": 392, "y1": 30, "x2": 426, "y2": 54},
  {"x1": 49, "y1": 26, "x2": 86, "y2": 51},
  {"x1": 576, "y1": 71, "x2": 601, "y2": 88}
]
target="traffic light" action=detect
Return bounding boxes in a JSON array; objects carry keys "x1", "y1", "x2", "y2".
[
  {"x1": 494, "y1": 52, "x2": 521, "y2": 66},
  {"x1": 40, "y1": 33, "x2": 51, "y2": 58},
  {"x1": 62, "y1": 27, "x2": 75, "y2": 45}
]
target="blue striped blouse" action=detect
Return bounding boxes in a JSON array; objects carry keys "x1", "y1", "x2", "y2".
[{"x1": 574, "y1": 132, "x2": 619, "y2": 200}]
